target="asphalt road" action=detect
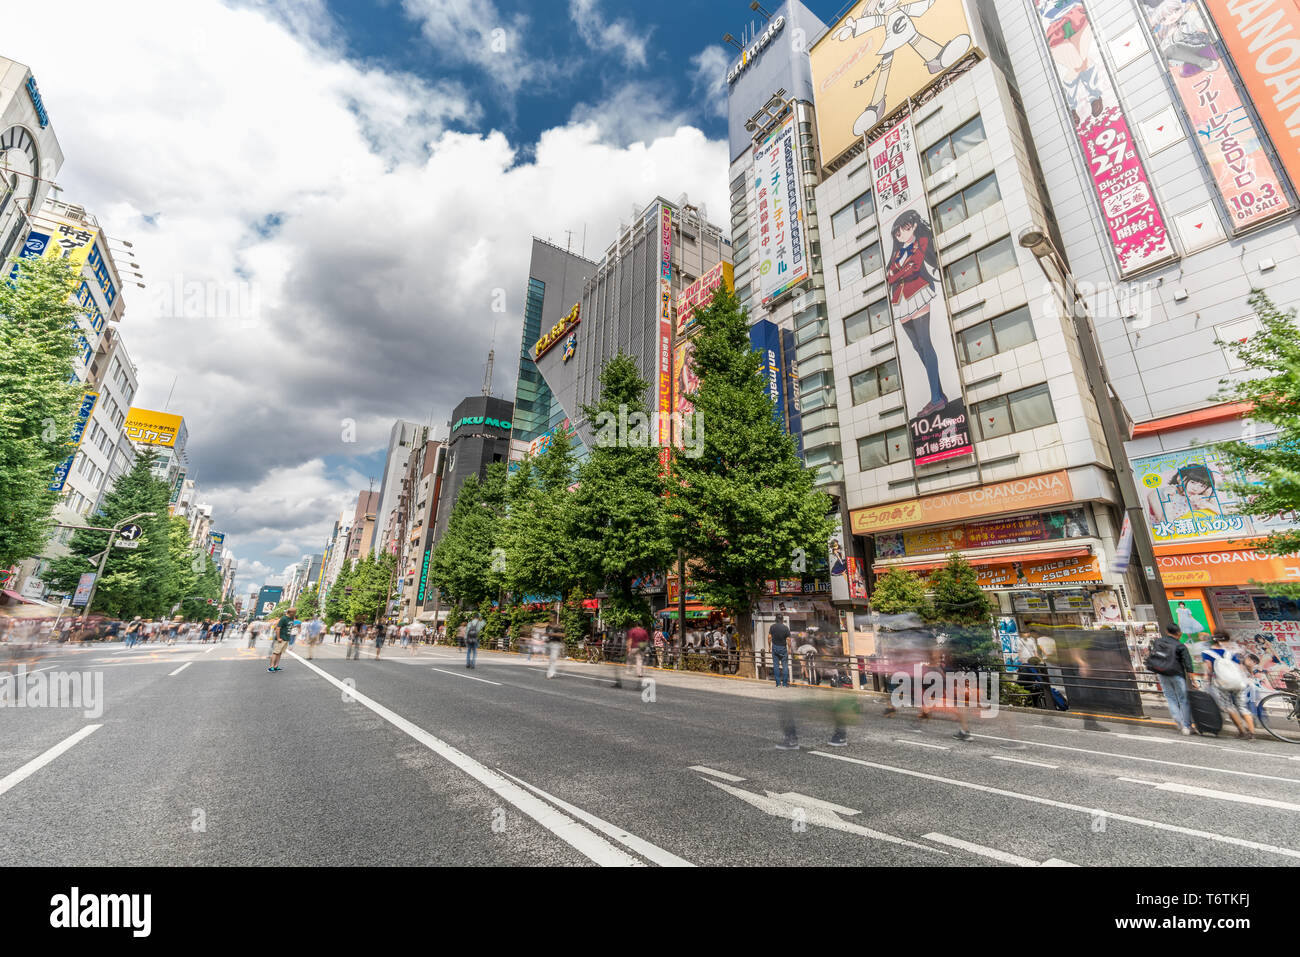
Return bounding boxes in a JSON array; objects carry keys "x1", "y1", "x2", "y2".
[{"x1": 2, "y1": 636, "x2": 1299, "y2": 867}]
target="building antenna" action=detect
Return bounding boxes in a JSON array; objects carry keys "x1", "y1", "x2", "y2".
[
  {"x1": 564, "y1": 229, "x2": 574, "y2": 252},
  {"x1": 163, "y1": 375, "x2": 178, "y2": 412},
  {"x1": 482, "y1": 320, "x2": 499, "y2": 397}
]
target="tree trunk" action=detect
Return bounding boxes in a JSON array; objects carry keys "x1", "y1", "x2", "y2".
[{"x1": 734, "y1": 607, "x2": 757, "y2": 678}]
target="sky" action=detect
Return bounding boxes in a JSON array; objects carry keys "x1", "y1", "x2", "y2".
[{"x1": 10, "y1": 0, "x2": 846, "y2": 596}]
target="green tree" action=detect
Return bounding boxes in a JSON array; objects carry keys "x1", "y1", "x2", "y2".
[
  {"x1": 346, "y1": 551, "x2": 396, "y2": 623},
  {"x1": 929, "y1": 553, "x2": 997, "y2": 671},
  {"x1": 870, "y1": 567, "x2": 933, "y2": 617},
  {"x1": 427, "y1": 463, "x2": 508, "y2": 611},
  {"x1": 498, "y1": 433, "x2": 580, "y2": 611},
  {"x1": 1216, "y1": 290, "x2": 1300, "y2": 594},
  {"x1": 573, "y1": 353, "x2": 675, "y2": 629},
  {"x1": 298, "y1": 584, "x2": 321, "y2": 618},
  {"x1": 0, "y1": 255, "x2": 85, "y2": 569},
  {"x1": 46, "y1": 449, "x2": 174, "y2": 618},
  {"x1": 667, "y1": 288, "x2": 835, "y2": 672},
  {"x1": 325, "y1": 559, "x2": 354, "y2": 624}
]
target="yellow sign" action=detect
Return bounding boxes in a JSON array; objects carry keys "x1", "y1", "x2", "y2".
[
  {"x1": 534, "y1": 302, "x2": 580, "y2": 359},
  {"x1": 809, "y1": 0, "x2": 976, "y2": 166},
  {"x1": 41, "y1": 215, "x2": 100, "y2": 269},
  {"x1": 124, "y1": 408, "x2": 183, "y2": 448}
]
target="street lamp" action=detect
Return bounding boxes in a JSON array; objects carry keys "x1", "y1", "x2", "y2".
[
  {"x1": 80, "y1": 511, "x2": 157, "y2": 624},
  {"x1": 1017, "y1": 227, "x2": 1175, "y2": 635}
]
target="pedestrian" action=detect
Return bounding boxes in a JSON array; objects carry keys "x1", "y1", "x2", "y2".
[
  {"x1": 465, "y1": 612, "x2": 485, "y2": 669},
  {"x1": 626, "y1": 621, "x2": 649, "y2": 681},
  {"x1": 769, "y1": 617, "x2": 792, "y2": 688},
  {"x1": 1202, "y1": 631, "x2": 1256, "y2": 740},
  {"x1": 346, "y1": 621, "x2": 363, "y2": 659},
  {"x1": 408, "y1": 618, "x2": 426, "y2": 652},
  {"x1": 248, "y1": 620, "x2": 259, "y2": 649},
  {"x1": 303, "y1": 615, "x2": 325, "y2": 660},
  {"x1": 124, "y1": 616, "x2": 142, "y2": 648},
  {"x1": 1146, "y1": 624, "x2": 1197, "y2": 735},
  {"x1": 374, "y1": 622, "x2": 386, "y2": 659},
  {"x1": 545, "y1": 625, "x2": 564, "y2": 679},
  {"x1": 268, "y1": 607, "x2": 296, "y2": 673}
]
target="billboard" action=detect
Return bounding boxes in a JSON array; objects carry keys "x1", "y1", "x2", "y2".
[
  {"x1": 1033, "y1": 0, "x2": 1176, "y2": 275},
  {"x1": 750, "y1": 319, "x2": 787, "y2": 430},
  {"x1": 1204, "y1": 0, "x2": 1300, "y2": 193},
  {"x1": 42, "y1": 216, "x2": 100, "y2": 269},
  {"x1": 673, "y1": 338, "x2": 698, "y2": 421},
  {"x1": 1134, "y1": 438, "x2": 1294, "y2": 543},
  {"x1": 125, "y1": 408, "x2": 183, "y2": 448},
  {"x1": 50, "y1": 391, "x2": 99, "y2": 493},
  {"x1": 851, "y1": 469, "x2": 1074, "y2": 534},
  {"x1": 1137, "y1": 0, "x2": 1293, "y2": 229},
  {"x1": 781, "y1": 326, "x2": 803, "y2": 458},
  {"x1": 657, "y1": 205, "x2": 674, "y2": 447},
  {"x1": 809, "y1": 0, "x2": 975, "y2": 164},
  {"x1": 72, "y1": 573, "x2": 96, "y2": 607},
  {"x1": 751, "y1": 116, "x2": 810, "y2": 305},
  {"x1": 869, "y1": 115, "x2": 973, "y2": 467},
  {"x1": 676, "y1": 261, "x2": 734, "y2": 337}
]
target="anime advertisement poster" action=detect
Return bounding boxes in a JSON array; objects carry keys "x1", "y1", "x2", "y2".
[
  {"x1": 809, "y1": 0, "x2": 975, "y2": 162},
  {"x1": 868, "y1": 115, "x2": 973, "y2": 467},
  {"x1": 751, "y1": 117, "x2": 809, "y2": 305},
  {"x1": 829, "y1": 519, "x2": 851, "y2": 603},
  {"x1": 1133, "y1": 438, "x2": 1292, "y2": 543},
  {"x1": 1034, "y1": 0, "x2": 1176, "y2": 274},
  {"x1": 1137, "y1": 0, "x2": 1292, "y2": 230}
]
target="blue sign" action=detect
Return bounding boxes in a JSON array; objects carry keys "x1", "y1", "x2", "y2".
[
  {"x1": 86, "y1": 245, "x2": 117, "y2": 307},
  {"x1": 49, "y1": 392, "x2": 99, "y2": 492},
  {"x1": 781, "y1": 326, "x2": 803, "y2": 460},
  {"x1": 749, "y1": 319, "x2": 785, "y2": 430},
  {"x1": 25, "y1": 76, "x2": 49, "y2": 129},
  {"x1": 8, "y1": 230, "x2": 50, "y2": 279}
]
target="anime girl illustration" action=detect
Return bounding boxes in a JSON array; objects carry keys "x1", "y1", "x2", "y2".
[
  {"x1": 829, "y1": 537, "x2": 848, "y2": 577},
  {"x1": 1140, "y1": 0, "x2": 1220, "y2": 77},
  {"x1": 885, "y1": 209, "x2": 947, "y2": 417},
  {"x1": 1036, "y1": 0, "x2": 1105, "y2": 127},
  {"x1": 833, "y1": 0, "x2": 972, "y2": 137},
  {"x1": 1144, "y1": 462, "x2": 1224, "y2": 525}
]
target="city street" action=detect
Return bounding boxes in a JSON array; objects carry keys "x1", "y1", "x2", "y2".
[{"x1": 3, "y1": 639, "x2": 1298, "y2": 867}]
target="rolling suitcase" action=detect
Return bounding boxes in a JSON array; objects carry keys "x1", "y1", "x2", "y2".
[{"x1": 1188, "y1": 688, "x2": 1223, "y2": 736}]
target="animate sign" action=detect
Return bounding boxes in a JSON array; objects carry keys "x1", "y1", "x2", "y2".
[
  {"x1": 727, "y1": 14, "x2": 786, "y2": 85},
  {"x1": 534, "y1": 303, "x2": 580, "y2": 359},
  {"x1": 25, "y1": 76, "x2": 49, "y2": 128},
  {"x1": 453, "y1": 415, "x2": 512, "y2": 433}
]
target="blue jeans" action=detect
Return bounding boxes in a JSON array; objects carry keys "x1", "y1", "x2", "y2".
[
  {"x1": 466, "y1": 639, "x2": 478, "y2": 668},
  {"x1": 1158, "y1": 673, "x2": 1191, "y2": 728},
  {"x1": 772, "y1": 646, "x2": 790, "y2": 687}
]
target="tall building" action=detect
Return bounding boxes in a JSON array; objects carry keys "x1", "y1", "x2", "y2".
[
  {"x1": 511, "y1": 239, "x2": 595, "y2": 455},
  {"x1": 533, "y1": 196, "x2": 730, "y2": 451},
  {"x1": 372, "y1": 420, "x2": 421, "y2": 557},
  {"x1": 431, "y1": 396, "x2": 514, "y2": 543},
  {"x1": 392, "y1": 436, "x2": 448, "y2": 623},
  {"x1": 0, "y1": 57, "x2": 64, "y2": 262}
]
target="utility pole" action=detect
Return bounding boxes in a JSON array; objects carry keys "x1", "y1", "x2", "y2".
[{"x1": 79, "y1": 512, "x2": 157, "y2": 624}]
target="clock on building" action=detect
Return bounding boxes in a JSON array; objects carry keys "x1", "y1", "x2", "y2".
[{"x1": 0, "y1": 124, "x2": 40, "y2": 259}]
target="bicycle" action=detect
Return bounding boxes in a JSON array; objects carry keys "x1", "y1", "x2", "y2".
[
  {"x1": 584, "y1": 640, "x2": 604, "y2": 664},
  {"x1": 1257, "y1": 672, "x2": 1300, "y2": 744}
]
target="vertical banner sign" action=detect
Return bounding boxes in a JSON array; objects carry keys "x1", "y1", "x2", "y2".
[
  {"x1": 1202, "y1": 0, "x2": 1300, "y2": 194},
  {"x1": 781, "y1": 327, "x2": 804, "y2": 459},
  {"x1": 868, "y1": 116, "x2": 974, "y2": 467},
  {"x1": 418, "y1": 546, "x2": 432, "y2": 603},
  {"x1": 1034, "y1": 0, "x2": 1176, "y2": 274},
  {"x1": 170, "y1": 470, "x2": 187, "y2": 504},
  {"x1": 658, "y1": 206, "x2": 674, "y2": 449},
  {"x1": 50, "y1": 392, "x2": 99, "y2": 493},
  {"x1": 749, "y1": 319, "x2": 787, "y2": 430},
  {"x1": 828, "y1": 518, "x2": 851, "y2": 603},
  {"x1": 1138, "y1": 0, "x2": 1292, "y2": 228},
  {"x1": 751, "y1": 116, "x2": 809, "y2": 305},
  {"x1": 72, "y1": 573, "x2": 96, "y2": 607}
]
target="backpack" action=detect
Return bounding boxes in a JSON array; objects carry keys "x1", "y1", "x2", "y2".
[
  {"x1": 466, "y1": 619, "x2": 483, "y2": 641},
  {"x1": 1145, "y1": 634, "x2": 1183, "y2": 676},
  {"x1": 1211, "y1": 651, "x2": 1249, "y2": 693}
]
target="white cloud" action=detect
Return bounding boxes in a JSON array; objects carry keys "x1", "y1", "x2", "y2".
[
  {"x1": 9, "y1": 0, "x2": 728, "y2": 591},
  {"x1": 690, "y1": 45, "x2": 730, "y2": 119},
  {"x1": 570, "y1": 0, "x2": 651, "y2": 68},
  {"x1": 400, "y1": 0, "x2": 544, "y2": 97}
]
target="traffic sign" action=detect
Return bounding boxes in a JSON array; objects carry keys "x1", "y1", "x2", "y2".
[
  {"x1": 114, "y1": 540, "x2": 139, "y2": 549},
  {"x1": 119, "y1": 523, "x2": 143, "y2": 541}
]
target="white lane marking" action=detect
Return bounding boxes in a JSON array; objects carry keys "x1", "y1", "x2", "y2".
[
  {"x1": 290, "y1": 653, "x2": 640, "y2": 866},
  {"x1": 550, "y1": 671, "x2": 617, "y2": 683},
  {"x1": 1032, "y1": 724, "x2": 1297, "y2": 761},
  {"x1": 895, "y1": 738, "x2": 950, "y2": 751},
  {"x1": 689, "y1": 766, "x2": 746, "y2": 782},
  {"x1": 990, "y1": 755, "x2": 1059, "y2": 769},
  {"x1": 1119, "y1": 777, "x2": 1300, "y2": 812},
  {"x1": 922, "y1": 832, "x2": 1068, "y2": 867},
  {"x1": 1041, "y1": 858, "x2": 1080, "y2": 866},
  {"x1": 0, "y1": 725, "x2": 102, "y2": 797},
  {"x1": 203, "y1": 645, "x2": 219, "y2": 655},
  {"x1": 973, "y1": 732, "x2": 1300, "y2": 784},
  {"x1": 168, "y1": 662, "x2": 192, "y2": 677},
  {"x1": 812, "y1": 750, "x2": 1300, "y2": 861},
  {"x1": 430, "y1": 667, "x2": 501, "y2": 686},
  {"x1": 1, "y1": 665, "x2": 57, "y2": 680},
  {"x1": 498, "y1": 770, "x2": 694, "y2": 867}
]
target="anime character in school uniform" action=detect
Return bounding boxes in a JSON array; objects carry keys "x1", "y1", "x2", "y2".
[
  {"x1": 834, "y1": 0, "x2": 972, "y2": 136},
  {"x1": 886, "y1": 209, "x2": 947, "y2": 418}
]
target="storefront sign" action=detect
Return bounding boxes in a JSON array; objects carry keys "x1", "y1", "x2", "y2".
[
  {"x1": 534, "y1": 302, "x2": 580, "y2": 359},
  {"x1": 658, "y1": 206, "x2": 673, "y2": 447},
  {"x1": 50, "y1": 392, "x2": 99, "y2": 493},
  {"x1": 852, "y1": 470, "x2": 1075, "y2": 535},
  {"x1": 1138, "y1": 0, "x2": 1292, "y2": 230},
  {"x1": 676, "y1": 261, "x2": 735, "y2": 336},
  {"x1": 1012, "y1": 592, "x2": 1052, "y2": 613},
  {"x1": 869, "y1": 114, "x2": 973, "y2": 466},
  {"x1": 875, "y1": 507, "x2": 1090, "y2": 558},
  {"x1": 25, "y1": 76, "x2": 49, "y2": 128},
  {"x1": 727, "y1": 13, "x2": 786, "y2": 84},
  {"x1": 452, "y1": 415, "x2": 512, "y2": 434},
  {"x1": 1156, "y1": 545, "x2": 1300, "y2": 586},
  {"x1": 752, "y1": 116, "x2": 809, "y2": 305},
  {"x1": 1033, "y1": 0, "x2": 1175, "y2": 275},
  {"x1": 977, "y1": 554, "x2": 1103, "y2": 589},
  {"x1": 1053, "y1": 589, "x2": 1094, "y2": 612}
]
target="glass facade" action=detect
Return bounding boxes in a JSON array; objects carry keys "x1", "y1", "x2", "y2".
[{"x1": 513, "y1": 277, "x2": 555, "y2": 443}]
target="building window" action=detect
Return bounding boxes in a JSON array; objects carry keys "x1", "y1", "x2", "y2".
[
  {"x1": 849, "y1": 357, "x2": 901, "y2": 405},
  {"x1": 831, "y1": 190, "x2": 875, "y2": 238},
  {"x1": 945, "y1": 235, "x2": 1018, "y2": 296},
  {"x1": 957, "y1": 306, "x2": 1036, "y2": 364},
  {"x1": 972, "y1": 382, "x2": 1056, "y2": 441},
  {"x1": 932, "y1": 173, "x2": 1001, "y2": 234},
  {"x1": 858, "y1": 426, "x2": 910, "y2": 470},
  {"x1": 921, "y1": 115, "x2": 987, "y2": 176},
  {"x1": 837, "y1": 239, "x2": 884, "y2": 291}
]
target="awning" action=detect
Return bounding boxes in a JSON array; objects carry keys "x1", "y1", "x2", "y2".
[
  {"x1": 1, "y1": 589, "x2": 57, "y2": 607},
  {"x1": 873, "y1": 546, "x2": 1092, "y2": 574}
]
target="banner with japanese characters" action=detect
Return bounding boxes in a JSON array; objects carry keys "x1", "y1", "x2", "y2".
[
  {"x1": 751, "y1": 116, "x2": 809, "y2": 305},
  {"x1": 1033, "y1": 0, "x2": 1176, "y2": 274},
  {"x1": 1136, "y1": 0, "x2": 1291, "y2": 231},
  {"x1": 868, "y1": 114, "x2": 973, "y2": 467}
]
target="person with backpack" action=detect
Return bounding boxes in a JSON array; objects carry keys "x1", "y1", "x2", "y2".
[
  {"x1": 1146, "y1": 624, "x2": 1198, "y2": 735},
  {"x1": 1202, "y1": 631, "x2": 1256, "y2": 740},
  {"x1": 465, "y1": 613, "x2": 485, "y2": 669}
]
